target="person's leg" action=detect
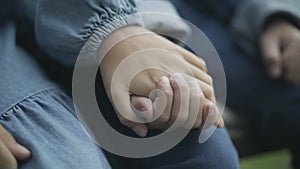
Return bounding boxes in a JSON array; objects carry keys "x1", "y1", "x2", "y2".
[
  {"x1": 128, "y1": 129, "x2": 239, "y2": 169},
  {"x1": 171, "y1": 0, "x2": 300, "y2": 168},
  {"x1": 0, "y1": 22, "x2": 111, "y2": 169},
  {"x1": 0, "y1": 89, "x2": 111, "y2": 169}
]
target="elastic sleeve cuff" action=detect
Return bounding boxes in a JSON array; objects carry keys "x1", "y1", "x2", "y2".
[
  {"x1": 77, "y1": 15, "x2": 143, "y2": 66},
  {"x1": 230, "y1": 0, "x2": 300, "y2": 55},
  {"x1": 35, "y1": 0, "x2": 142, "y2": 65}
]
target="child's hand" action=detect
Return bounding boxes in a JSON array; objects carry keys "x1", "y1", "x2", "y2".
[
  {"x1": 100, "y1": 26, "x2": 217, "y2": 137},
  {"x1": 260, "y1": 18, "x2": 300, "y2": 82},
  {"x1": 0, "y1": 124, "x2": 31, "y2": 169},
  {"x1": 130, "y1": 75, "x2": 224, "y2": 131}
]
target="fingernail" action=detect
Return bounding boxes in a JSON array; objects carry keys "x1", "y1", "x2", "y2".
[
  {"x1": 16, "y1": 144, "x2": 31, "y2": 156},
  {"x1": 139, "y1": 101, "x2": 151, "y2": 112},
  {"x1": 160, "y1": 76, "x2": 169, "y2": 86},
  {"x1": 170, "y1": 73, "x2": 181, "y2": 87},
  {"x1": 132, "y1": 126, "x2": 147, "y2": 137},
  {"x1": 140, "y1": 106, "x2": 149, "y2": 112}
]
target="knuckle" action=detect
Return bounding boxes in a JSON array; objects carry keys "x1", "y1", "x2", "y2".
[
  {"x1": 200, "y1": 60, "x2": 208, "y2": 72},
  {"x1": 207, "y1": 76, "x2": 213, "y2": 85},
  {"x1": 205, "y1": 86, "x2": 214, "y2": 100},
  {"x1": 199, "y1": 94, "x2": 206, "y2": 101},
  {"x1": 200, "y1": 59, "x2": 207, "y2": 68}
]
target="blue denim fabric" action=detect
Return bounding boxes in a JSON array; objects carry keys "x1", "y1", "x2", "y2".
[
  {"x1": 0, "y1": 18, "x2": 240, "y2": 169},
  {"x1": 0, "y1": 0, "x2": 240, "y2": 168},
  {"x1": 0, "y1": 90, "x2": 111, "y2": 169},
  {"x1": 171, "y1": 0, "x2": 300, "y2": 168},
  {"x1": 0, "y1": 22, "x2": 111, "y2": 169}
]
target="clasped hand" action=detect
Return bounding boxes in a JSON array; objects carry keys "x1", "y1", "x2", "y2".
[{"x1": 100, "y1": 26, "x2": 224, "y2": 137}]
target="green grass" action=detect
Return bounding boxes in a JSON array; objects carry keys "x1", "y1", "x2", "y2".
[{"x1": 240, "y1": 149, "x2": 292, "y2": 169}]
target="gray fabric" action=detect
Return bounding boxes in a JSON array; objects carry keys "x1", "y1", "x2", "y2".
[
  {"x1": 1, "y1": 0, "x2": 139, "y2": 66},
  {"x1": 137, "y1": 0, "x2": 191, "y2": 41},
  {"x1": 35, "y1": 0, "x2": 140, "y2": 65},
  {"x1": 230, "y1": 0, "x2": 300, "y2": 56}
]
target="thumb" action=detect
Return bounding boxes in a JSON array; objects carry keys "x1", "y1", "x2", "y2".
[
  {"x1": 111, "y1": 91, "x2": 148, "y2": 137},
  {"x1": 130, "y1": 96, "x2": 154, "y2": 121},
  {"x1": 0, "y1": 124, "x2": 31, "y2": 161},
  {"x1": 260, "y1": 33, "x2": 282, "y2": 78}
]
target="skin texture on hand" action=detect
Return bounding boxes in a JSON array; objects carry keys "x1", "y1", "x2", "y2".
[
  {"x1": 100, "y1": 26, "x2": 212, "y2": 97},
  {"x1": 99, "y1": 26, "x2": 222, "y2": 137},
  {"x1": 0, "y1": 124, "x2": 31, "y2": 169},
  {"x1": 130, "y1": 76, "x2": 224, "y2": 131},
  {"x1": 260, "y1": 18, "x2": 300, "y2": 82}
]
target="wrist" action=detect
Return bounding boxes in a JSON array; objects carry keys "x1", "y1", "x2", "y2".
[{"x1": 98, "y1": 26, "x2": 153, "y2": 59}]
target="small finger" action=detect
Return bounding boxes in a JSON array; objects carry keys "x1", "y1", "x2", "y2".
[
  {"x1": 187, "y1": 80, "x2": 202, "y2": 129},
  {"x1": 185, "y1": 74, "x2": 215, "y2": 103},
  {"x1": 201, "y1": 102, "x2": 223, "y2": 129},
  {"x1": 130, "y1": 95, "x2": 153, "y2": 121},
  {"x1": 112, "y1": 90, "x2": 148, "y2": 137},
  {"x1": 0, "y1": 125, "x2": 31, "y2": 161},
  {"x1": 168, "y1": 73, "x2": 190, "y2": 127},
  {"x1": 0, "y1": 139, "x2": 17, "y2": 169},
  {"x1": 152, "y1": 76, "x2": 173, "y2": 125}
]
